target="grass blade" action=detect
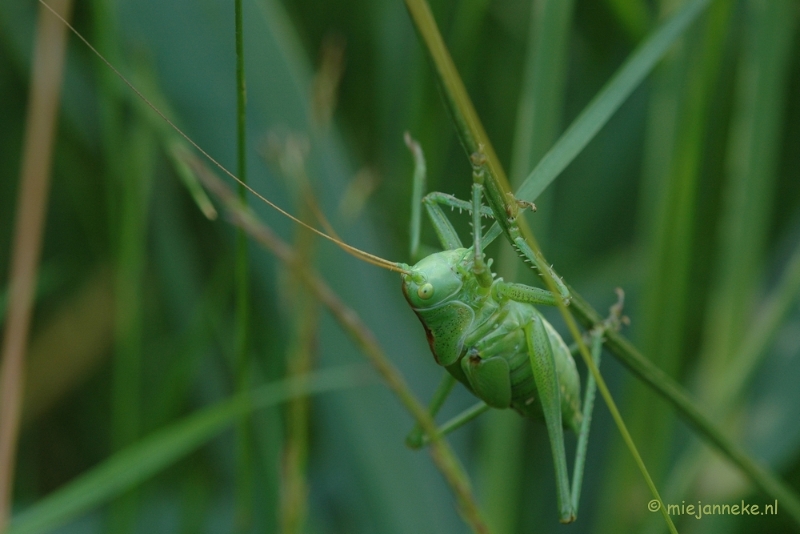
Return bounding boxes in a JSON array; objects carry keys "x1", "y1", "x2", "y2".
[
  {"x1": 6, "y1": 366, "x2": 367, "y2": 534},
  {"x1": 233, "y1": 0, "x2": 254, "y2": 528},
  {"x1": 598, "y1": 2, "x2": 734, "y2": 530},
  {"x1": 516, "y1": 0, "x2": 711, "y2": 204}
]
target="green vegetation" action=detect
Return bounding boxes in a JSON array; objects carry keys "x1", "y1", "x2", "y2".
[{"x1": 0, "y1": 0, "x2": 798, "y2": 532}]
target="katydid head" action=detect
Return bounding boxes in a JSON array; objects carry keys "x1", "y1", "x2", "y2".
[{"x1": 401, "y1": 248, "x2": 471, "y2": 309}]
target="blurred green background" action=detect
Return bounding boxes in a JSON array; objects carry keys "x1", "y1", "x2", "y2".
[{"x1": 1, "y1": 0, "x2": 799, "y2": 532}]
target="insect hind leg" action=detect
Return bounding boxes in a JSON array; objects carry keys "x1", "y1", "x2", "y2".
[
  {"x1": 524, "y1": 317, "x2": 576, "y2": 523},
  {"x1": 570, "y1": 289, "x2": 627, "y2": 514}
]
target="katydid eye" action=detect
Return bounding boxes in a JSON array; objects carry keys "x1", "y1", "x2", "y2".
[{"x1": 417, "y1": 283, "x2": 434, "y2": 300}]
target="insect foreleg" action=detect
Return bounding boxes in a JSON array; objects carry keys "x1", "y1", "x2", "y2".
[
  {"x1": 405, "y1": 133, "x2": 464, "y2": 256},
  {"x1": 470, "y1": 150, "x2": 571, "y2": 302},
  {"x1": 422, "y1": 197, "x2": 463, "y2": 253},
  {"x1": 419, "y1": 192, "x2": 504, "y2": 254},
  {"x1": 423, "y1": 192, "x2": 494, "y2": 220},
  {"x1": 406, "y1": 133, "x2": 504, "y2": 257},
  {"x1": 405, "y1": 132, "x2": 428, "y2": 259},
  {"x1": 512, "y1": 233, "x2": 570, "y2": 303},
  {"x1": 524, "y1": 316, "x2": 576, "y2": 524},
  {"x1": 405, "y1": 136, "x2": 462, "y2": 255},
  {"x1": 470, "y1": 154, "x2": 493, "y2": 288}
]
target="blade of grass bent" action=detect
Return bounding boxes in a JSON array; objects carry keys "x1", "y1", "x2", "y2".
[
  {"x1": 6, "y1": 366, "x2": 369, "y2": 534},
  {"x1": 516, "y1": 0, "x2": 712, "y2": 205}
]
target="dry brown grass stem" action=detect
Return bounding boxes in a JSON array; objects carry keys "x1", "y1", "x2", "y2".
[{"x1": 0, "y1": 0, "x2": 74, "y2": 528}]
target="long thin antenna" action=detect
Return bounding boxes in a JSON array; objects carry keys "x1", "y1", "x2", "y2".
[{"x1": 38, "y1": 0, "x2": 409, "y2": 275}]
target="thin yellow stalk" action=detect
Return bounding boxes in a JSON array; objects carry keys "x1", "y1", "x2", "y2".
[{"x1": 276, "y1": 137, "x2": 320, "y2": 534}]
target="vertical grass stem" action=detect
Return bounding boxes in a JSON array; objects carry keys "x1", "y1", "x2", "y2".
[
  {"x1": 0, "y1": 0, "x2": 73, "y2": 526},
  {"x1": 233, "y1": 0, "x2": 253, "y2": 529}
]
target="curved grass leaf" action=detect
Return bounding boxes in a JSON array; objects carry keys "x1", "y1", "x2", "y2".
[
  {"x1": 6, "y1": 366, "x2": 368, "y2": 534},
  {"x1": 516, "y1": 0, "x2": 711, "y2": 204}
]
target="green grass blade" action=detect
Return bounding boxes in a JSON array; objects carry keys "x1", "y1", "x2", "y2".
[
  {"x1": 6, "y1": 366, "x2": 367, "y2": 534},
  {"x1": 695, "y1": 0, "x2": 797, "y2": 410},
  {"x1": 598, "y1": 2, "x2": 734, "y2": 530},
  {"x1": 515, "y1": 0, "x2": 711, "y2": 204},
  {"x1": 88, "y1": 6, "x2": 159, "y2": 529},
  {"x1": 109, "y1": 105, "x2": 156, "y2": 534},
  {"x1": 232, "y1": 0, "x2": 253, "y2": 528}
]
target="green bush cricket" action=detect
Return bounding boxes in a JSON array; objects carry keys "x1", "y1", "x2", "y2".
[{"x1": 398, "y1": 135, "x2": 629, "y2": 523}]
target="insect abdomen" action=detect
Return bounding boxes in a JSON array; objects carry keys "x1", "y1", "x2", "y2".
[{"x1": 462, "y1": 301, "x2": 582, "y2": 432}]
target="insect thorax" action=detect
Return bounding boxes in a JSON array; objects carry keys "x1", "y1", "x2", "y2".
[{"x1": 408, "y1": 273, "x2": 582, "y2": 432}]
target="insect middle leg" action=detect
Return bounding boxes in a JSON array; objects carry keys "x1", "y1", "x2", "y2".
[{"x1": 405, "y1": 372, "x2": 490, "y2": 449}]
